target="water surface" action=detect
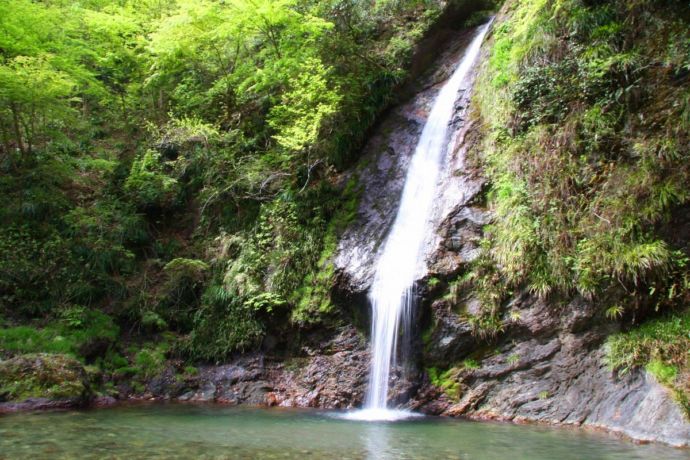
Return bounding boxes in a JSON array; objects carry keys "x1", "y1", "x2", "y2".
[{"x1": 0, "y1": 404, "x2": 688, "y2": 459}]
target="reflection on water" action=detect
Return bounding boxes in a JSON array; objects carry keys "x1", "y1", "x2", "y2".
[
  {"x1": 0, "y1": 404, "x2": 686, "y2": 460},
  {"x1": 364, "y1": 423, "x2": 391, "y2": 460}
]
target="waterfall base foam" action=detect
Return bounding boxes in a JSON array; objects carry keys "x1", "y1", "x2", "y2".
[{"x1": 339, "y1": 409, "x2": 422, "y2": 422}]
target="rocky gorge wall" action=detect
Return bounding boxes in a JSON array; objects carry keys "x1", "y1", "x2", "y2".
[
  {"x1": 414, "y1": 292, "x2": 690, "y2": 447},
  {"x1": 330, "y1": 12, "x2": 690, "y2": 448},
  {"x1": 140, "y1": 15, "x2": 690, "y2": 445},
  {"x1": 3, "y1": 3, "x2": 688, "y2": 450},
  {"x1": 111, "y1": 14, "x2": 689, "y2": 448}
]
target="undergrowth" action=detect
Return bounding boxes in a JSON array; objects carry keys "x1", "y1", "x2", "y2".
[
  {"x1": 0, "y1": 0, "x2": 497, "y2": 364},
  {"x1": 462, "y1": 0, "x2": 690, "y2": 338},
  {"x1": 606, "y1": 311, "x2": 690, "y2": 414}
]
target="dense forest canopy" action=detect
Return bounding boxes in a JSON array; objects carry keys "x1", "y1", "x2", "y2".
[{"x1": 0, "y1": 0, "x2": 495, "y2": 365}]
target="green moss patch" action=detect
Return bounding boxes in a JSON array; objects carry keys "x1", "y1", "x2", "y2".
[
  {"x1": 0, "y1": 353, "x2": 90, "y2": 402},
  {"x1": 0, "y1": 309, "x2": 119, "y2": 360},
  {"x1": 606, "y1": 311, "x2": 690, "y2": 414}
]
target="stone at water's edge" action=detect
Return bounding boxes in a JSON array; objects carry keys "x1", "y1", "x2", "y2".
[
  {"x1": 0, "y1": 353, "x2": 92, "y2": 413},
  {"x1": 410, "y1": 294, "x2": 690, "y2": 447},
  {"x1": 138, "y1": 326, "x2": 370, "y2": 410}
]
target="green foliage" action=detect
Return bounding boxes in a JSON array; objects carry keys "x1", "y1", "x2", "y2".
[
  {"x1": 464, "y1": 0, "x2": 690, "y2": 336},
  {"x1": 606, "y1": 312, "x2": 690, "y2": 375},
  {"x1": 458, "y1": 240, "x2": 508, "y2": 339},
  {"x1": 0, "y1": 310, "x2": 119, "y2": 360},
  {"x1": 462, "y1": 358, "x2": 480, "y2": 370},
  {"x1": 154, "y1": 258, "x2": 209, "y2": 328},
  {"x1": 184, "y1": 284, "x2": 265, "y2": 360},
  {"x1": 0, "y1": 227, "x2": 72, "y2": 316},
  {"x1": 64, "y1": 201, "x2": 144, "y2": 277},
  {"x1": 183, "y1": 365, "x2": 198, "y2": 376},
  {"x1": 0, "y1": 0, "x2": 493, "y2": 364},
  {"x1": 164, "y1": 258, "x2": 209, "y2": 282},
  {"x1": 222, "y1": 199, "x2": 311, "y2": 301},
  {"x1": 125, "y1": 149, "x2": 180, "y2": 210},
  {"x1": 646, "y1": 359, "x2": 678, "y2": 386},
  {"x1": 428, "y1": 366, "x2": 461, "y2": 401},
  {"x1": 244, "y1": 293, "x2": 287, "y2": 314},
  {"x1": 606, "y1": 311, "x2": 690, "y2": 413},
  {"x1": 292, "y1": 177, "x2": 361, "y2": 324},
  {"x1": 269, "y1": 59, "x2": 342, "y2": 154},
  {"x1": 133, "y1": 346, "x2": 166, "y2": 380},
  {"x1": 507, "y1": 353, "x2": 520, "y2": 365},
  {"x1": 0, "y1": 326, "x2": 74, "y2": 356},
  {"x1": 184, "y1": 177, "x2": 361, "y2": 359},
  {"x1": 60, "y1": 306, "x2": 91, "y2": 329},
  {"x1": 141, "y1": 311, "x2": 168, "y2": 331}
]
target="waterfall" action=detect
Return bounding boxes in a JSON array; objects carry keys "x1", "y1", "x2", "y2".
[{"x1": 350, "y1": 21, "x2": 492, "y2": 421}]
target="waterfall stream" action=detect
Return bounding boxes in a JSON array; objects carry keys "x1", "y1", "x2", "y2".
[{"x1": 348, "y1": 21, "x2": 492, "y2": 421}]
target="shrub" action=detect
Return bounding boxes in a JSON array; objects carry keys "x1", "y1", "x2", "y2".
[
  {"x1": 605, "y1": 311, "x2": 690, "y2": 413},
  {"x1": 462, "y1": 0, "x2": 690, "y2": 336},
  {"x1": 125, "y1": 149, "x2": 180, "y2": 210}
]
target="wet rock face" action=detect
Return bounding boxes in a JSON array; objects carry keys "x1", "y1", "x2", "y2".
[
  {"x1": 333, "y1": 97, "x2": 428, "y2": 296},
  {"x1": 422, "y1": 299, "x2": 475, "y2": 367},
  {"x1": 267, "y1": 327, "x2": 370, "y2": 409},
  {"x1": 143, "y1": 326, "x2": 369, "y2": 410},
  {"x1": 333, "y1": 27, "x2": 486, "y2": 301},
  {"x1": 413, "y1": 294, "x2": 690, "y2": 447}
]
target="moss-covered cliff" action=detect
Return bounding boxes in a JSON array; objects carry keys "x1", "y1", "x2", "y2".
[{"x1": 465, "y1": 0, "x2": 689, "y2": 412}]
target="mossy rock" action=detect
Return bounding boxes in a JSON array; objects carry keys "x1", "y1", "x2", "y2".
[{"x1": 0, "y1": 353, "x2": 91, "y2": 402}]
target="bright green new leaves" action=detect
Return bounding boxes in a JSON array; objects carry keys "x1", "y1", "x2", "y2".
[
  {"x1": 148, "y1": 0, "x2": 338, "y2": 158},
  {"x1": 0, "y1": 0, "x2": 462, "y2": 360},
  {"x1": 0, "y1": 57, "x2": 74, "y2": 106},
  {"x1": 0, "y1": 55, "x2": 77, "y2": 153},
  {"x1": 0, "y1": 0, "x2": 60, "y2": 58},
  {"x1": 0, "y1": 0, "x2": 81, "y2": 155},
  {"x1": 269, "y1": 59, "x2": 341, "y2": 154},
  {"x1": 0, "y1": 0, "x2": 150, "y2": 155}
]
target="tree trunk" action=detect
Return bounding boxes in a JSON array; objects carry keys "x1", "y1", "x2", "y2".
[
  {"x1": 0, "y1": 123, "x2": 13, "y2": 163},
  {"x1": 9, "y1": 103, "x2": 25, "y2": 155},
  {"x1": 19, "y1": 110, "x2": 32, "y2": 155}
]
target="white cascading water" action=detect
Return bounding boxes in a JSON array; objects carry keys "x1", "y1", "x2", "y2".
[{"x1": 349, "y1": 21, "x2": 492, "y2": 421}]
